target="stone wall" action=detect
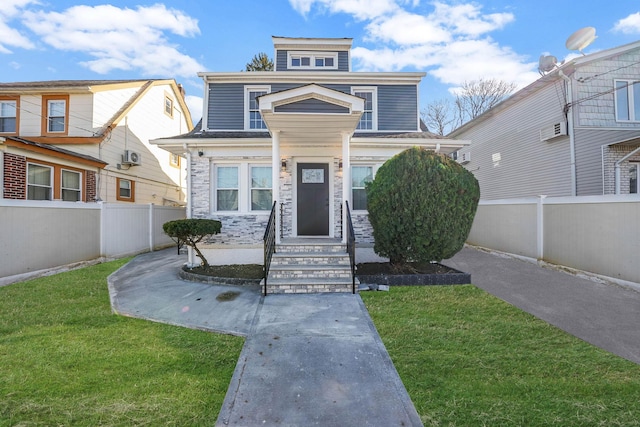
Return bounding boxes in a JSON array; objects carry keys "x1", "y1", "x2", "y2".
[{"x1": 603, "y1": 145, "x2": 640, "y2": 194}]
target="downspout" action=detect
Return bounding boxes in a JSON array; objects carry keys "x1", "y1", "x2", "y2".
[
  {"x1": 615, "y1": 146, "x2": 640, "y2": 194},
  {"x1": 183, "y1": 143, "x2": 194, "y2": 267},
  {"x1": 559, "y1": 70, "x2": 577, "y2": 196}
]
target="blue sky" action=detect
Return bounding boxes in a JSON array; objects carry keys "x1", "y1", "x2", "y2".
[{"x1": 2, "y1": 0, "x2": 640, "y2": 124}]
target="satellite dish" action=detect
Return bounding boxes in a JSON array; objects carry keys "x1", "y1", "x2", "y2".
[
  {"x1": 566, "y1": 27, "x2": 597, "y2": 53},
  {"x1": 538, "y1": 55, "x2": 558, "y2": 74}
]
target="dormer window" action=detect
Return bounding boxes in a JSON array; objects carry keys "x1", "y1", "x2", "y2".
[{"x1": 289, "y1": 52, "x2": 338, "y2": 70}]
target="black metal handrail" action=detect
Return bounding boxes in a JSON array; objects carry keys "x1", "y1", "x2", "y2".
[
  {"x1": 345, "y1": 201, "x2": 356, "y2": 294},
  {"x1": 263, "y1": 201, "x2": 277, "y2": 296}
]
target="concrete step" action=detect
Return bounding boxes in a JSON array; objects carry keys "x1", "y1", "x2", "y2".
[{"x1": 265, "y1": 277, "x2": 358, "y2": 294}]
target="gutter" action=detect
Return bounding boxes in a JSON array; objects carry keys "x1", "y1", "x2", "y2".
[
  {"x1": 615, "y1": 145, "x2": 640, "y2": 194},
  {"x1": 559, "y1": 70, "x2": 577, "y2": 196}
]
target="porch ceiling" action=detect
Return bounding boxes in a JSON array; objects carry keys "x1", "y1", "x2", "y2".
[{"x1": 260, "y1": 111, "x2": 363, "y2": 145}]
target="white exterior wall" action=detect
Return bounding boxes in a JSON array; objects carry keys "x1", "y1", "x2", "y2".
[{"x1": 455, "y1": 80, "x2": 573, "y2": 200}]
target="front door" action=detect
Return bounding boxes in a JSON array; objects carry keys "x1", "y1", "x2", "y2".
[{"x1": 297, "y1": 163, "x2": 330, "y2": 236}]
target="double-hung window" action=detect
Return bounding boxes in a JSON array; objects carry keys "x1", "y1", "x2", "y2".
[
  {"x1": 61, "y1": 169, "x2": 82, "y2": 201},
  {"x1": 0, "y1": 99, "x2": 18, "y2": 133},
  {"x1": 27, "y1": 163, "x2": 53, "y2": 200},
  {"x1": 42, "y1": 95, "x2": 68, "y2": 134},
  {"x1": 630, "y1": 164, "x2": 639, "y2": 194},
  {"x1": 289, "y1": 52, "x2": 338, "y2": 69},
  {"x1": 615, "y1": 80, "x2": 640, "y2": 122},
  {"x1": 352, "y1": 166, "x2": 374, "y2": 210},
  {"x1": 250, "y1": 166, "x2": 272, "y2": 211},
  {"x1": 245, "y1": 86, "x2": 270, "y2": 130},
  {"x1": 216, "y1": 166, "x2": 239, "y2": 211},
  {"x1": 117, "y1": 178, "x2": 135, "y2": 202},
  {"x1": 352, "y1": 87, "x2": 377, "y2": 131}
]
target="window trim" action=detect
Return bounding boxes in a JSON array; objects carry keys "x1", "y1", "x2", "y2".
[
  {"x1": 351, "y1": 87, "x2": 378, "y2": 131},
  {"x1": 630, "y1": 163, "x2": 639, "y2": 194},
  {"x1": 249, "y1": 164, "x2": 273, "y2": 212},
  {"x1": 116, "y1": 177, "x2": 135, "y2": 202},
  {"x1": 288, "y1": 51, "x2": 338, "y2": 70},
  {"x1": 614, "y1": 79, "x2": 640, "y2": 122},
  {"x1": 169, "y1": 153, "x2": 181, "y2": 168},
  {"x1": 41, "y1": 95, "x2": 69, "y2": 135},
  {"x1": 27, "y1": 162, "x2": 53, "y2": 201},
  {"x1": 0, "y1": 96, "x2": 19, "y2": 135},
  {"x1": 25, "y1": 159, "x2": 86, "y2": 201},
  {"x1": 244, "y1": 86, "x2": 271, "y2": 130},
  {"x1": 164, "y1": 93, "x2": 174, "y2": 118},
  {"x1": 61, "y1": 168, "x2": 82, "y2": 202},
  {"x1": 214, "y1": 164, "x2": 240, "y2": 212},
  {"x1": 351, "y1": 164, "x2": 375, "y2": 211}
]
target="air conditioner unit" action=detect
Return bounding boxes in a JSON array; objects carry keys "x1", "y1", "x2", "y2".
[
  {"x1": 540, "y1": 121, "x2": 567, "y2": 142},
  {"x1": 456, "y1": 151, "x2": 471, "y2": 164},
  {"x1": 122, "y1": 150, "x2": 141, "y2": 166}
]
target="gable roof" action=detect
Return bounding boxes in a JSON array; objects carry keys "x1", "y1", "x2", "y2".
[
  {"x1": 2, "y1": 136, "x2": 107, "y2": 168},
  {"x1": 448, "y1": 39, "x2": 640, "y2": 138}
]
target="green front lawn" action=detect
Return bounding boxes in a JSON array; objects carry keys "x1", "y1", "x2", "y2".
[
  {"x1": 0, "y1": 260, "x2": 244, "y2": 426},
  {"x1": 362, "y1": 285, "x2": 640, "y2": 427}
]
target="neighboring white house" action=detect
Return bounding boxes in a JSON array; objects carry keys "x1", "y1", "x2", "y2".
[
  {"x1": 153, "y1": 36, "x2": 468, "y2": 293},
  {"x1": 449, "y1": 40, "x2": 640, "y2": 199},
  {"x1": 0, "y1": 79, "x2": 192, "y2": 205}
]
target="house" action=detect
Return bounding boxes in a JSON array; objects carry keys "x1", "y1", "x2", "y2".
[
  {"x1": 449, "y1": 40, "x2": 640, "y2": 199},
  {"x1": 153, "y1": 36, "x2": 468, "y2": 293},
  {"x1": 0, "y1": 79, "x2": 192, "y2": 205}
]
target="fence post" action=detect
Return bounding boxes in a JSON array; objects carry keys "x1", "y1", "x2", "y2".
[
  {"x1": 149, "y1": 203, "x2": 155, "y2": 252},
  {"x1": 99, "y1": 202, "x2": 106, "y2": 258},
  {"x1": 536, "y1": 195, "x2": 546, "y2": 261}
]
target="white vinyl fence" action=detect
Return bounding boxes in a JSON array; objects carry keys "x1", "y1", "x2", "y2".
[
  {"x1": 467, "y1": 195, "x2": 640, "y2": 286},
  {"x1": 0, "y1": 200, "x2": 184, "y2": 282}
]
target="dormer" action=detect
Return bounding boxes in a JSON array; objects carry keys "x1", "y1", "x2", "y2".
[{"x1": 272, "y1": 36, "x2": 352, "y2": 72}]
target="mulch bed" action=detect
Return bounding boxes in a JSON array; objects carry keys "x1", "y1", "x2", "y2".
[{"x1": 356, "y1": 262, "x2": 471, "y2": 286}]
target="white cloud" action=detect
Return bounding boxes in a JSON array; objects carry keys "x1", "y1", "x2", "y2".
[
  {"x1": 0, "y1": 0, "x2": 37, "y2": 53},
  {"x1": 292, "y1": 0, "x2": 536, "y2": 90},
  {"x1": 22, "y1": 4, "x2": 203, "y2": 77},
  {"x1": 613, "y1": 12, "x2": 640, "y2": 34}
]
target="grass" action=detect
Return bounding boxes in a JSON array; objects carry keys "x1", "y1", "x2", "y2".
[
  {"x1": 361, "y1": 285, "x2": 640, "y2": 427},
  {"x1": 0, "y1": 259, "x2": 244, "y2": 426}
]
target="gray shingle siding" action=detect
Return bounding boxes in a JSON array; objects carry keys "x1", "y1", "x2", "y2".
[
  {"x1": 207, "y1": 83, "x2": 244, "y2": 130},
  {"x1": 275, "y1": 98, "x2": 350, "y2": 114},
  {"x1": 378, "y1": 85, "x2": 418, "y2": 131}
]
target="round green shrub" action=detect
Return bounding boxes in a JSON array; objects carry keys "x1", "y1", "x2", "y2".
[{"x1": 366, "y1": 147, "x2": 480, "y2": 265}]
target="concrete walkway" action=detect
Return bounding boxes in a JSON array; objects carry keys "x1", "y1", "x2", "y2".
[{"x1": 108, "y1": 249, "x2": 423, "y2": 427}]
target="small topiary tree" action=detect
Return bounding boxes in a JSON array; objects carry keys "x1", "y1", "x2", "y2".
[
  {"x1": 163, "y1": 219, "x2": 222, "y2": 269},
  {"x1": 366, "y1": 147, "x2": 480, "y2": 267}
]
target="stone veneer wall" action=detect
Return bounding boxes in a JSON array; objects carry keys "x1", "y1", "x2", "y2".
[{"x1": 603, "y1": 145, "x2": 640, "y2": 194}]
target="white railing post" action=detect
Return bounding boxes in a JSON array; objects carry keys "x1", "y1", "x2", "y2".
[
  {"x1": 99, "y1": 201, "x2": 107, "y2": 258},
  {"x1": 149, "y1": 203, "x2": 155, "y2": 252}
]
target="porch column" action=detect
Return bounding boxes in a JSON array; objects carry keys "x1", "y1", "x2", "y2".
[
  {"x1": 272, "y1": 130, "x2": 281, "y2": 244},
  {"x1": 341, "y1": 132, "x2": 351, "y2": 244}
]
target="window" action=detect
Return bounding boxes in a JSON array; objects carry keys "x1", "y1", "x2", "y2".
[
  {"x1": 164, "y1": 95, "x2": 174, "y2": 118},
  {"x1": 0, "y1": 99, "x2": 18, "y2": 133},
  {"x1": 116, "y1": 178, "x2": 135, "y2": 202},
  {"x1": 42, "y1": 95, "x2": 68, "y2": 134},
  {"x1": 27, "y1": 163, "x2": 53, "y2": 200},
  {"x1": 61, "y1": 169, "x2": 82, "y2": 201},
  {"x1": 245, "y1": 86, "x2": 270, "y2": 130},
  {"x1": 352, "y1": 166, "x2": 373, "y2": 210},
  {"x1": 631, "y1": 164, "x2": 639, "y2": 194},
  {"x1": 216, "y1": 166, "x2": 239, "y2": 211},
  {"x1": 615, "y1": 80, "x2": 640, "y2": 122},
  {"x1": 289, "y1": 52, "x2": 338, "y2": 69},
  {"x1": 170, "y1": 153, "x2": 180, "y2": 168},
  {"x1": 250, "y1": 166, "x2": 272, "y2": 211},
  {"x1": 352, "y1": 88, "x2": 377, "y2": 130}
]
